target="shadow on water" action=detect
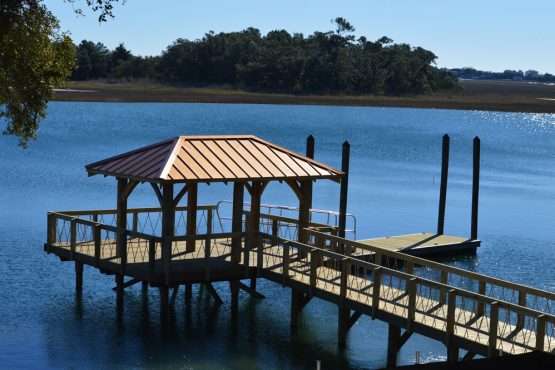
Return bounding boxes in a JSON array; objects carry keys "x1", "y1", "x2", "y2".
[{"x1": 43, "y1": 282, "x2": 355, "y2": 369}]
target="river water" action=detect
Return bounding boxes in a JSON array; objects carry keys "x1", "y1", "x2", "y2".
[{"x1": 1, "y1": 102, "x2": 554, "y2": 369}]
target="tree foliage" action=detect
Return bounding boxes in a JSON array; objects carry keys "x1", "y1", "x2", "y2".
[
  {"x1": 151, "y1": 19, "x2": 457, "y2": 95},
  {"x1": 75, "y1": 18, "x2": 456, "y2": 96},
  {"x1": 0, "y1": 0, "x2": 76, "y2": 147}
]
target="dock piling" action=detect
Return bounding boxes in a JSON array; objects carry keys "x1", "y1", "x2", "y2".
[
  {"x1": 471, "y1": 136, "x2": 480, "y2": 240},
  {"x1": 338, "y1": 141, "x2": 350, "y2": 238},
  {"x1": 75, "y1": 261, "x2": 83, "y2": 291},
  {"x1": 437, "y1": 134, "x2": 450, "y2": 235}
]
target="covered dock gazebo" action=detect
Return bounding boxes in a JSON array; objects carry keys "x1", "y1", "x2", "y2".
[{"x1": 80, "y1": 135, "x2": 348, "y2": 311}]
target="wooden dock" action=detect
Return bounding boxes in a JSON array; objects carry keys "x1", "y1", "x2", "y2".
[
  {"x1": 356, "y1": 232, "x2": 481, "y2": 259},
  {"x1": 44, "y1": 212, "x2": 555, "y2": 366},
  {"x1": 44, "y1": 134, "x2": 555, "y2": 368}
]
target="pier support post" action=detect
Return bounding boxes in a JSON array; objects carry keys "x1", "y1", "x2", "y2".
[
  {"x1": 291, "y1": 289, "x2": 311, "y2": 331},
  {"x1": 471, "y1": 136, "x2": 480, "y2": 240},
  {"x1": 338, "y1": 141, "x2": 350, "y2": 239},
  {"x1": 184, "y1": 283, "x2": 192, "y2": 302},
  {"x1": 437, "y1": 134, "x2": 450, "y2": 235},
  {"x1": 230, "y1": 280, "x2": 240, "y2": 314},
  {"x1": 387, "y1": 324, "x2": 401, "y2": 368},
  {"x1": 142, "y1": 281, "x2": 149, "y2": 294},
  {"x1": 159, "y1": 285, "x2": 169, "y2": 317},
  {"x1": 115, "y1": 273, "x2": 124, "y2": 308},
  {"x1": 338, "y1": 307, "x2": 350, "y2": 347},
  {"x1": 75, "y1": 261, "x2": 83, "y2": 291},
  {"x1": 447, "y1": 344, "x2": 459, "y2": 362}
]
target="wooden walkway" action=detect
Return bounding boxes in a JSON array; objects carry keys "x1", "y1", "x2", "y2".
[{"x1": 44, "y1": 210, "x2": 555, "y2": 365}]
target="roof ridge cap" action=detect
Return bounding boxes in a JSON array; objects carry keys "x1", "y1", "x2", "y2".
[{"x1": 157, "y1": 137, "x2": 183, "y2": 180}]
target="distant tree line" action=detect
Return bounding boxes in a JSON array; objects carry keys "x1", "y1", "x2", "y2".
[
  {"x1": 71, "y1": 18, "x2": 457, "y2": 95},
  {"x1": 447, "y1": 67, "x2": 555, "y2": 82}
]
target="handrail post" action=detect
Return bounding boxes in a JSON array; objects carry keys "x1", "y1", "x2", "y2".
[
  {"x1": 407, "y1": 278, "x2": 417, "y2": 333},
  {"x1": 477, "y1": 281, "x2": 486, "y2": 316},
  {"x1": 517, "y1": 289, "x2": 527, "y2": 328},
  {"x1": 272, "y1": 219, "x2": 279, "y2": 238},
  {"x1": 371, "y1": 267, "x2": 382, "y2": 319},
  {"x1": 243, "y1": 232, "x2": 251, "y2": 276},
  {"x1": 535, "y1": 315, "x2": 546, "y2": 351},
  {"x1": 282, "y1": 242, "x2": 290, "y2": 286},
  {"x1": 488, "y1": 302, "x2": 499, "y2": 357},
  {"x1": 70, "y1": 218, "x2": 77, "y2": 260},
  {"x1": 309, "y1": 248, "x2": 320, "y2": 295},
  {"x1": 94, "y1": 224, "x2": 101, "y2": 267},
  {"x1": 340, "y1": 258, "x2": 351, "y2": 306},
  {"x1": 118, "y1": 229, "x2": 127, "y2": 274},
  {"x1": 132, "y1": 211, "x2": 138, "y2": 233},
  {"x1": 256, "y1": 234, "x2": 264, "y2": 276},
  {"x1": 437, "y1": 134, "x2": 449, "y2": 235},
  {"x1": 446, "y1": 289, "x2": 457, "y2": 361},
  {"x1": 149, "y1": 238, "x2": 156, "y2": 283},
  {"x1": 439, "y1": 270, "x2": 449, "y2": 305},
  {"x1": 205, "y1": 209, "x2": 212, "y2": 259},
  {"x1": 47, "y1": 213, "x2": 56, "y2": 244}
]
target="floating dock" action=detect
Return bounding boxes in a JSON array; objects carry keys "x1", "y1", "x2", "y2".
[{"x1": 356, "y1": 232, "x2": 481, "y2": 259}]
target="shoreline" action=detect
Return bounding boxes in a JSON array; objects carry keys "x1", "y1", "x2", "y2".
[{"x1": 51, "y1": 80, "x2": 555, "y2": 114}]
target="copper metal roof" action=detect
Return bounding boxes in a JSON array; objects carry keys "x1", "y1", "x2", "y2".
[{"x1": 86, "y1": 135, "x2": 342, "y2": 183}]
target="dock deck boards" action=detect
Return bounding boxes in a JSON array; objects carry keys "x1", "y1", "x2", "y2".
[{"x1": 355, "y1": 232, "x2": 480, "y2": 258}]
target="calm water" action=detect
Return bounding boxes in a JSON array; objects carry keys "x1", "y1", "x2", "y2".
[{"x1": 1, "y1": 102, "x2": 554, "y2": 369}]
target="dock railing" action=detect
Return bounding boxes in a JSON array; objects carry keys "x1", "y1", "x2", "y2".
[
  {"x1": 47, "y1": 206, "x2": 240, "y2": 284},
  {"x1": 255, "y1": 232, "x2": 555, "y2": 355},
  {"x1": 45, "y1": 208, "x2": 555, "y2": 355},
  {"x1": 304, "y1": 229, "x2": 555, "y2": 318}
]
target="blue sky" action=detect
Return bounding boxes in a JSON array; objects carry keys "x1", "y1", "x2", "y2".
[{"x1": 46, "y1": 0, "x2": 555, "y2": 73}]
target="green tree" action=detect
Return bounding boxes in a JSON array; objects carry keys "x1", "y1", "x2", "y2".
[{"x1": 0, "y1": 0, "x2": 76, "y2": 147}]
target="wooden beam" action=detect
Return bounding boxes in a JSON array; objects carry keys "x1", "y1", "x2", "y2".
[
  {"x1": 462, "y1": 351, "x2": 476, "y2": 361},
  {"x1": 238, "y1": 281, "x2": 265, "y2": 298},
  {"x1": 122, "y1": 179, "x2": 138, "y2": 200},
  {"x1": 285, "y1": 179, "x2": 303, "y2": 202},
  {"x1": 471, "y1": 136, "x2": 480, "y2": 240},
  {"x1": 204, "y1": 283, "x2": 223, "y2": 305},
  {"x1": 186, "y1": 182, "x2": 198, "y2": 252},
  {"x1": 338, "y1": 141, "x2": 350, "y2": 238},
  {"x1": 173, "y1": 183, "x2": 190, "y2": 206},
  {"x1": 437, "y1": 134, "x2": 450, "y2": 235},
  {"x1": 111, "y1": 278, "x2": 141, "y2": 291}
]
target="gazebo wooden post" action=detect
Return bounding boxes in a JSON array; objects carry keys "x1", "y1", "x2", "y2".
[
  {"x1": 249, "y1": 181, "x2": 263, "y2": 290},
  {"x1": 186, "y1": 182, "x2": 198, "y2": 252},
  {"x1": 231, "y1": 182, "x2": 244, "y2": 263},
  {"x1": 161, "y1": 182, "x2": 175, "y2": 285},
  {"x1": 230, "y1": 181, "x2": 245, "y2": 313},
  {"x1": 338, "y1": 141, "x2": 350, "y2": 239},
  {"x1": 115, "y1": 177, "x2": 128, "y2": 305}
]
